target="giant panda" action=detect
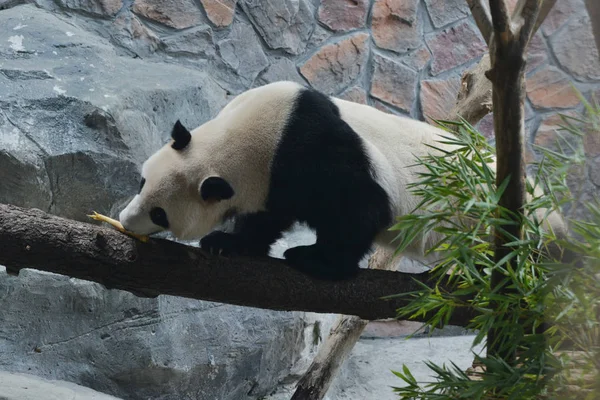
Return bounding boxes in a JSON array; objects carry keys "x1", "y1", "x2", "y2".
[{"x1": 118, "y1": 81, "x2": 567, "y2": 280}]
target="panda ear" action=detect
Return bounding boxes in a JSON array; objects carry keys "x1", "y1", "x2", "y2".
[
  {"x1": 171, "y1": 120, "x2": 191, "y2": 150},
  {"x1": 200, "y1": 176, "x2": 234, "y2": 202}
]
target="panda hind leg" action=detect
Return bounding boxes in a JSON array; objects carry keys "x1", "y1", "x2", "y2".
[
  {"x1": 283, "y1": 223, "x2": 375, "y2": 281},
  {"x1": 200, "y1": 212, "x2": 293, "y2": 257},
  {"x1": 284, "y1": 244, "x2": 360, "y2": 281}
]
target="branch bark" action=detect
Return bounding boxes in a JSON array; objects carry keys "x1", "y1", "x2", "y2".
[
  {"x1": 467, "y1": 0, "x2": 493, "y2": 43},
  {"x1": 486, "y1": 0, "x2": 540, "y2": 361},
  {"x1": 0, "y1": 203, "x2": 478, "y2": 324},
  {"x1": 585, "y1": 0, "x2": 600, "y2": 56},
  {"x1": 451, "y1": 0, "x2": 557, "y2": 126},
  {"x1": 451, "y1": 53, "x2": 493, "y2": 125}
]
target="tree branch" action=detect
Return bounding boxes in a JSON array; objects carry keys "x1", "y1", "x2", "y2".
[
  {"x1": 0, "y1": 203, "x2": 477, "y2": 325},
  {"x1": 451, "y1": 53, "x2": 493, "y2": 125},
  {"x1": 451, "y1": 0, "x2": 556, "y2": 126},
  {"x1": 533, "y1": 0, "x2": 558, "y2": 35},
  {"x1": 489, "y1": 0, "x2": 511, "y2": 43},
  {"x1": 585, "y1": 0, "x2": 600, "y2": 57},
  {"x1": 467, "y1": 0, "x2": 493, "y2": 43},
  {"x1": 517, "y1": 0, "x2": 542, "y2": 49},
  {"x1": 487, "y1": 0, "x2": 541, "y2": 362}
]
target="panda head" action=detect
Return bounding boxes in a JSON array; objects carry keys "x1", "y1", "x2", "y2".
[{"x1": 118, "y1": 120, "x2": 235, "y2": 240}]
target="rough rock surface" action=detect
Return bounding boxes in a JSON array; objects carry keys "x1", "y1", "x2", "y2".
[
  {"x1": 217, "y1": 21, "x2": 270, "y2": 86},
  {"x1": 200, "y1": 0, "x2": 237, "y2": 27},
  {"x1": 259, "y1": 57, "x2": 305, "y2": 85},
  {"x1": 550, "y1": 15, "x2": 600, "y2": 81},
  {"x1": 541, "y1": 0, "x2": 585, "y2": 36},
  {"x1": 526, "y1": 66, "x2": 580, "y2": 109},
  {"x1": 424, "y1": 0, "x2": 470, "y2": 28},
  {"x1": 161, "y1": 25, "x2": 215, "y2": 58},
  {"x1": 339, "y1": 86, "x2": 368, "y2": 104},
  {"x1": 426, "y1": 21, "x2": 487, "y2": 76},
  {"x1": 401, "y1": 45, "x2": 431, "y2": 71},
  {"x1": 268, "y1": 334, "x2": 483, "y2": 400},
  {"x1": 420, "y1": 77, "x2": 461, "y2": 122},
  {"x1": 132, "y1": 0, "x2": 203, "y2": 29},
  {"x1": 526, "y1": 33, "x2": 548, "y2": 73},
  {"x1": 0, "y1": 266, "x2": 323, "y2": 400},
  {"x1": 0, "y1": 5, "x2": 227, "y2": 220},
  {"x1": 300, "y1": 33, "x2": 369, "y2": 95},
  {"x1": 370, "y1": 54, "x2": 418, "y2": 112},
  {"x1": 110, "y1": 13, "x2": 160, "y2": 57},
  {"x1": 318, "y1": 0, "x2": 369, "y2": 31},
  {"x1": 0, "y1": 371, "x2": 123, "y2": 400},
  {"x1": 56, "y1": 0, "x2": 123, "y2": 17},
  {"x1": 240, "y1": 0, "x2": 314, "y2": 55},
  {"x1": 372, "y1": 0, "x2": 421, "y2": 53}
]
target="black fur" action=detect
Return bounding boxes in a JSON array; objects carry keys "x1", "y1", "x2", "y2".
[
  {"x1": 171, "y1": 120, "x2": 191, "y2": 150},
  {"x1": 200, "y1": 88, "x2": 392, "y2": 280},
  {"x1": 201, "y1": 176, "x2": 235, "y2": 201},
  {"x1": 150, "y1": 207, "x2": 169, "y2": 228}
]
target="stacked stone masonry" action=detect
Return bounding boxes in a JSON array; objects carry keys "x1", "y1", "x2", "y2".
[{"x1": 7, "y1": 0, "x2": 595, "y2": 156}]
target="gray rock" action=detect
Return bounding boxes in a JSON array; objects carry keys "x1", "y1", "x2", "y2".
[
  {"x1": 1, "y1": 0, "x2": 30, "y2": 10},
  {"x1": 0, "y1": 5, "x2": 228, "y2": 221},
  {"x1": 267, "y1": 335, "x2": 482, "y2": 400},
  {"x1": 240, "y1": 0, "x2": 314, "y2": 55},
  {"x1": 56, "y1": 0, "x2": 123, "y2": 17},
  {"x1": 424, "y1": 0, "x2": 470, "y2": 28},
  {"x1": 132, "y1": 0, "x2": 203, "y2": 29},
  {"x1": 217, "y1": 21, "x2": 270, "y2": 86},
  {"x1": 306, "y1": 24, "x2": 332, "y2": 51},
  {"x1": 0, "y1": 371, "x2": 123, "y2": 400},
  {"x1": 300, "y1": 33, "x2": 370, "y2": 95},
  {"x1": 161, "y1": 25, "x2": 215, "y2": 58},
  {"x1": 55, "y1": 0, "x2": 123, "y2": 17},
  {"x1": 370, "y1": 54, "x2": 418, "y2": 112},
  {"x1": 258, "y1": 57, "x2": 305, "y2": 85},
  {"x1": 108, "y1": 13, "x2": 161, "y2": 58},
  {"x1": 551, "y1": 15, "x2": 600, "y2": 81},
  {"x1": 0, "y1": 267, "x2": 316, "y2": 400}
]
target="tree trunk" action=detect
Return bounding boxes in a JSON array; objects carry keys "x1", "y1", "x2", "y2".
[{"x1": 486, "y1": 0, "x2": 540, "y2": 361}]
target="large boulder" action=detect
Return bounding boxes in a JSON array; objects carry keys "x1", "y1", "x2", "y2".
[
  {"x1": 0, "y1": 5, "x2": 228, "y2": 220},
  {"x1": 0, "y1": 5, "x2": 336, "y2": 399},
  {"x1": 0, "y1": 371, "x2": 123, "y2": 400}
]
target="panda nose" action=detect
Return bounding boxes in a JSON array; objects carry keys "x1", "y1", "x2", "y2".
[{"x1": 119, "y1": 205, "x2": 135, "y2": 231}]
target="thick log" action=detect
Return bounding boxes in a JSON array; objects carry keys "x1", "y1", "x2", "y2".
[{"x1": 0, "y1": 203, "x2": 477, "y2": 324}]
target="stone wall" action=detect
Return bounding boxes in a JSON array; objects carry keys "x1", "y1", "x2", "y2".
[{"x1": 0, "y1": 0, "x2": 598, "y2": 399}]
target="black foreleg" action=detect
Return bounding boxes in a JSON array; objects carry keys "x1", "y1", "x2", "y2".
[{"x1": 200, "y1": 212, "x2": 293, "y2": 257}]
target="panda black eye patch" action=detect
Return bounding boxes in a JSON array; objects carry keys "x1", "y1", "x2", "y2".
[
  {"x1": 150, "y1": 207, "x2": 169, "y2": 229},
  {"x1": 139, "y1": 178, "x2": 146, "y2": 193}
]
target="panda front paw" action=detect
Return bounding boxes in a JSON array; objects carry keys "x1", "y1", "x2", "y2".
[{"x1": 200, "y1": 231, "x2": 241, "y2": 256}]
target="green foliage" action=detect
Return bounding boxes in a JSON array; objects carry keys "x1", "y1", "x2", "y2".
[{"x1": 388, "y1": 100, "x2": 600, "y2": 399}]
